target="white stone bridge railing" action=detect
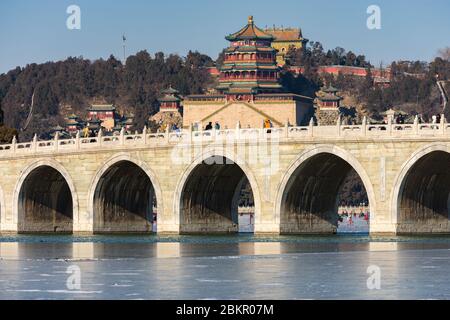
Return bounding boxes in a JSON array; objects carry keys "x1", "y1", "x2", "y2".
[{"x1": 0, "y1": 115, "x2": 449, "y2": 157}]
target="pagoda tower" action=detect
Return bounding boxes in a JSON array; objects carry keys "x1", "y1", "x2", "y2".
[
  {"x1": 149, "y1": 86, "x2": 183, "y2": 131},
  {"x1": 182, "y1": 16, "x2": 314, "y2": 130},
  {"x1": 315, "y1": 85, "x2": 343, "y2": 126},
  {"x1": 217, "y1": 16, "x2": 282, "y2": 100},
  {"x1": 158, "y1": 86, "x2": 181, "y2": 112}
]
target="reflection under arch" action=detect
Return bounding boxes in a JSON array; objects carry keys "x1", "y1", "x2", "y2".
[
  {"x1": 276, "y1": 146, "x2": 376, "y2": 234},
  {"x1": 92, "y1": 159, "x2": 157, "y2": 233},
  {"x1": 394, "y1": 147, "x2": 450, "y2": 234},
  {"x1": 17, "y1": 165, "x2": 74, "y2": 233},
  {"x1": 176, "y1": 153, "x2": 260, "y2": 234}
]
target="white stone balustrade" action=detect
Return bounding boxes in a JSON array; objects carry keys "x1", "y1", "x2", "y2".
[{"x1": 0, "y1": 115, "x2": 448, "y2": 157}]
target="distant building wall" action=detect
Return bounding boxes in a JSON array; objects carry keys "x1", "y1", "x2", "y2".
[
  {"x1": 288, "y1": 65, "x2": 393, "y2": 80},
  {"x1": 183, "y1": 100, "x2": 312, "y2": 129}
]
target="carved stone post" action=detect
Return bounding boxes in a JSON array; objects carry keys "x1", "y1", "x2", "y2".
[
  {"x1": 120, "y1": 127, "x2": 125, "y2": 145},
  {"x1": 362, "y1": 116, "x2": 367, "y2": 136},
  {"x1": 413, "y1": 115, "x2": 419, "y2": 135},
  {"x1": 284, "y1": 119, "x2": 289, "y2": 139},
  {"x1": 236, "y1": 121, "x2": 241, "y2": 140},
  {"x1": 75, "y1": 130, "x2": 81, "y2": 150},
  {"x1": 336, "y1": 115, "x2": 341, "y2": 136},
  {"x1": 12, "y1": 135, "x2": 17, "y2": 153},
  {"x1": 97, "y1": 128, "x2": 103, "y2": 146},
  {"x1": 54, "y1": 132, "x2": 59, "y2": 151},
  {"x1": 32, "y1": 134, "x2": 38, "y2": 153},
  {"x1": 143, "y1": 126, "x2": 148, "y2": 144},
  {"x1": 165, "y1": 125, "x2": 170, "y2": 143},
  {"x1": 309, "y1": 118, "x2": 314, "y2": 137}
]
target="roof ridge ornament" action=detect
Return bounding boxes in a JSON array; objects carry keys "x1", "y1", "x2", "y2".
[{"x1": 248, "y1": 16, "x2": 254, "y2": 25}]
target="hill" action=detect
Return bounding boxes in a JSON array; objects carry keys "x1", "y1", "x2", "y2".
[{"x1": 0, "y1": 51, "x2": 214, "y2": 140}]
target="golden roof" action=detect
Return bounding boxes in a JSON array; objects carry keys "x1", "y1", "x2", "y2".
[
  {"x1": 226, "y1": 16, "x2": 274, "y2": 41},
  {"x1": 265, "y1": 28, "x2": 303, "y2": 42}
]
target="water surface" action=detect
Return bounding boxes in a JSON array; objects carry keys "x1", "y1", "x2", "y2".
[{"x1": 1, "y1": 234, "x2": 450, "y2": 300}]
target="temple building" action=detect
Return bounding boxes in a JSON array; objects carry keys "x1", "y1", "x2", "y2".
[
  {"x1": 87, "y1": 117, "x2": 102, "y2": 134},
  {"x1": 182, "y1": 16, "x2": 313, "y2": 130},
  {"x1": 150, "y1": 86, "x2": 183, "y2": 130},
  {"x1": 216, "y1": 15, "x2": 282, "y2": 97},
  {"x1": 264, "y1": 26, "x2": 307, "y2": 66},
  {"x1": 65, "y1": 114, "x2": 81, "y2": 134},
  {"x1": 315, "y1": 85, "x2": 343, "y2": 125},
  {"x1": 87, "y1": 104, "x2": 117, "y2": 131},
  {"x1": 159, "y1": 86, "x2": 182, "y2": 112}
]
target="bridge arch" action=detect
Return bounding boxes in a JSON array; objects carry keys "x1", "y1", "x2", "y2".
[
  {"x1": 88, "y1": 153, "x2": 163, "y2": 233},
  {"x1": 391, "y1": 143, "x2": 450, "y2": 234},
  {"x1": 275, "y1": 145, "x2": 376, "y2": 234},
  {"x1": 13, "y1": 159, "x2": 79, "y2": 233},
  {"x1": 174, "y1": 147, "x2": 261, "y2": 234}
]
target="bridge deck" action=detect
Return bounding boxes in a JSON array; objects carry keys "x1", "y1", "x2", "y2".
[{"x1": 0, "y1": 118, "x2": 449, "y2": 158}]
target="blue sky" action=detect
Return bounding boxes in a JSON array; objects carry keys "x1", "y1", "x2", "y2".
[{"x1": 0, "y1": 0, "x2": 449, "y2": 74}]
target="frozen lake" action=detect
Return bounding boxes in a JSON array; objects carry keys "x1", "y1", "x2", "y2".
[{"x1": 1, "y1": 235, "x2": 450, "y2": 300}]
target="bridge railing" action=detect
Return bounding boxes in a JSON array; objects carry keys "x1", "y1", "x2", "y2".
[{"x1": 0, "y1": 115, "x2": 448, "y2": 157}]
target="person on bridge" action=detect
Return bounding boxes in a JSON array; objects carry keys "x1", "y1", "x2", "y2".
[
  {"x1": 264, "y1": 119, "x2": 272, "y2": 133},
  {"x1": 205, "y1": 122, "x2": 213, "y2": 131},
  {"x1": 82, "y1": 127, "x2": 89, "y2": 138},
  {"x1": 214, "y1": 122, "x2": 221, "y2": 130}
]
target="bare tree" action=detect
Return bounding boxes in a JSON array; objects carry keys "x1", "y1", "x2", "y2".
[{"x1": 438, "y1": 47, "x2": 450, "y2": 61}]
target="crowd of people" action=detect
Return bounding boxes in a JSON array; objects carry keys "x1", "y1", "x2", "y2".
[
  {"x1": 338, "y1": 207, "x2": 370, "y2": 233},
  {"x1": 204, "y1": 122, "x2": 221, "y2": 131}
]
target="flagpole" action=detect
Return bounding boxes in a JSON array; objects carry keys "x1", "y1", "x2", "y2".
[{"x1": 122, "y1": 34, "x2": 126, "y2": 64}]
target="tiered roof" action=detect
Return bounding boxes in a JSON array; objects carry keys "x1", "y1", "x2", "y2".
[
  {"x1": 88, "y1": 104, "x2": 116, "y2": 112},
  {"x1": 226, "y1": 16, "x2": 274, "y2": 41},
  {"x1": 87, "y1": 117, "x2": 102, "y2": 130},
  {"x1": 319, "y1": 93, "x2": 342, "y2": 102},
  {"x1": 322, "y1": 85, "x2": 339, "y2": 94},
  {"x1": 159, "y1": 85, "x2": 181, "y2": 103},
  {"x1": 264, "y1": 27, "x2": 304, "y2": 42},
  {"x1": 218, "y1": 16, "x2": 282, "y2": 95}
]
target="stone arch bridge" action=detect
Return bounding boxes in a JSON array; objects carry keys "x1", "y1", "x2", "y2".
[{"x1": 0, "y1": 118, "x2": 449, "y2": 235}]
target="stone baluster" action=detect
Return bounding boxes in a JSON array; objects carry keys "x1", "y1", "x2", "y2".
[
  {"x1": 12, "y1": 135, "x2": 17, "y2": 153},
  {"x1": 32, "y1": 134, "x2": 38, "y2": 153},
  {"x1": 120, "y1": 127, "x2": 125, "y2": 145},
  {"x1": 236, "y1": 121, "x2": 241, "y2": 140},
  {"x1": 143, "y1": 126, "x2": 148, "y2": 144},
  {"x1": 75, "y1": 130, "x2": 81, "y2": 149},
  {"x1": 387, "y1": 115, "x2": 393, "y2": 136},
  {"x1": 97, "y1": 128, "x2": 103, "y2": 146},
  {"x1": 212, "y1": 126, "x2": 217, "y2": 141},
  {"x1": 284, "y1": 119, "x2": 289, "y2": 139},
  {"x1": 54, "y1": 132, "x2": 59, "y2": 151},
  {"x1": 165, "y1": 125, "x2": 170, "y2": 143},
  {"x1": 188, "y1": 123, "x2": 193, "y2": 144},
  {"x1": 413, "y1": 115, "x2": 419, "y2": 135},
  {"x1": 362, "y1": 116, "x2": 367, "y2": 136},
  {"x1": 440, "y1": 114, "x2": 445, "y2": 135},
  {"x1": 309, "y1": 118, "x2": 314, "y2": 137},
  {"x1": 336, "y1": 115, "x2": 341, "y2": 136}
]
